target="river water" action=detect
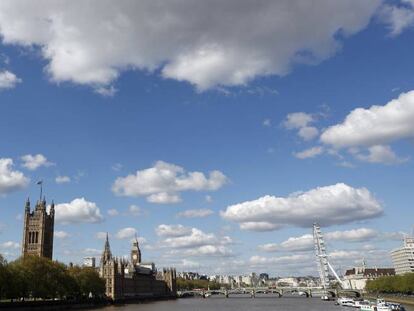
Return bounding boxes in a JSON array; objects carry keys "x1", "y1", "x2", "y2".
[{"x1": 100, "y1": 297, "x2": 414, "y2": 311}]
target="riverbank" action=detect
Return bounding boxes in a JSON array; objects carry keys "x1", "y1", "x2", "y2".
[
  {"x1": 0, "y1": 295, "x2": 176, "y2": 310},
  {"x1": 365, "y1": 294, "x2": 414, "y2": 306}
]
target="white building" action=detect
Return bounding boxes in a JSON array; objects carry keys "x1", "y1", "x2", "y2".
[
  {"x1": 343, "y1": 264, "x2": 395, "y2": 290},
  {"x1": 391, "y1": 236, "x2": 414, "y2": 275},
  {"x1": 276, "y1": 277, "x2": 299, "y2": 287},
  {"x1": 83, "y1": 256, "x2": 96, "y2": 268}
]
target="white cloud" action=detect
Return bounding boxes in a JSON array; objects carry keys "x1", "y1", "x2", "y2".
[
  {"x1": 293, "y1": 146, "x2": 324, "y2": 159},
  {"x1": 0, "y1": 1, "x2": 380, "y2": 91},
  {"x1": 0, "y1": 158, "x2": 29, "y2": 195},
  {"x1": 250, "y1": 254, "x2": 312, "y2": 266},
  {"x1": 181, "y1": 245, "x2": 233, "y2": 257},
  {"x1": 205, "y1": 195, "x2": 213, "y2": 203},
  {"x1": 54, "y1": 231, "x2": 70, "y2": 239},
  {"x1": 128, "y1": 204, "x2": 143, "y2": 216},
  {"x1": 0, "y1": 70, "x2": 21, "y2": 89},
  {"x1": 107, "y1": 208, "x2": 119, "y2": 216},
  {"x1": 159, "y1": 226, "x2": 232, "y2": 250},
  {"x1": 283, "y1": 112, "x2": 320, "y2": 142},
  {"x1": 112, "y1": 161, "x2": 228, "y2": 203},
  {"x1": 55, "y1": 175, "x2": 71, "y2": 184},
  {"x1": 298, "y1": 126, "x2": 319, "y2": 141},
  {"x1": 156, "y1": 224, "x2": 192, "y2": 237},
  {"x1": 55, "y1": 198, "x2": 104, "y2": 224},
  {"x1": 94, "y1": 85, "x2": 117, "y2": 97},
  {"x1": 239, "y1": 222, "x2": 282, "y2": 232},
  {"x1": 176, "y1": 208, "x2": 214, "y2": 218},
  {"x1": 326, "y1": 228, "x2": 378, "y2": 242},
  {"x1": 258, "y1": 228, "x2": 380, "y2": 253},
  {"x1": 321, "y1": 90, "x2": 414, "y2": 148},
  {"x1": 353, "y1": 145, "x2": 409, "y2": 164},
  {"x1": 21, "y1": 154, "x2": 54, "y2": 170},
  {"x1": 283, "y1": 112, "x2": 314, "y2": 129},
  {"x1": 381, "y1": 1, "x2": 414, "y2": 36},
  {"x1": 0, "y1": 241, "x2": 20, "y2": 249},
  {"x1": 115, "y1": 227, "x2": 137, "y2": 239},
  {"x1": 221, "y1": 183, "x2": 383, "y2": 231},
  {"x1": 263, "y1": 119, "x2": 271, "y2": 127},
  {"x1": 258, "y1": 243, "x2": 279, "y2": 252},
  {"x1": 147, "y1": 192, "x2": 181, "y2": 204}
]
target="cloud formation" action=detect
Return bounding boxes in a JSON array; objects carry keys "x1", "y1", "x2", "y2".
[
  {"x1": 156, "y1": 224, "x2": 192, "y2": 238},
  {"x1": 21, "y1": 154, "x2": 54, "y2": 170},
  {"x1": 55, "y1": 175, "x2": 71, "y2": 184},
  {"x1": 321, "y1": 90, "x2": 414, "y2": 148},
  {"x1": 55, "y1": 198, "x2": 104, "y2": 224},
  {"x1": 0, "y1": 70, "x2": 21, "y2": 90},
  {"x1": 0, "y1": 0, "x2": 380, "y2": 91},
  {"x1": 259, "y1": 228, "x2": 384, "y2": 253},
  {"x1": 294, "y1": 146, "x2": 324, "y2": 159},
  {"x1": 115, "y1": 227, "x2": 137, "y2": 239},
  {"x1": 381, "y1": 0, "x2": 414, "y2": 36},
  {"x1": 158, "y1": 225, "x2": 233, "y2": 257},
  {"x1": 221, "y1": 183, "x2": 383, "y2": 231},
  {"x1": 283, "y1": 112, "x2": 319, "y2": 141},
  {"x1": 112, "y1": 161, "x2": 227, "y2": 203},
  {"x1": 0, "y1": 158, "x2": 29, "y2": 195}
]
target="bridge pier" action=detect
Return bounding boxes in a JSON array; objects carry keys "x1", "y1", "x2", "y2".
[
  {"x1": 250, "y1": 289, "x2": 255, "y2": 298},
  {"x1": 224, "y1": 289, "x2": 229, "y2": 298}
]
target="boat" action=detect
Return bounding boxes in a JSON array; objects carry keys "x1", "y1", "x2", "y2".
[
  {"x1": 337, "y1": 297, "x2": 355, "y2": 307},
  {"x1": 321, "y1": 294, "x2": 330, "y2": 301},
  {"x1": 358, "y1": 299, "x2": 405, "y2": 311}
]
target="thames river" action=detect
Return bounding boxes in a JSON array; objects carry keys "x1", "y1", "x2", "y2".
[{"x1": 100, "y1": 297, "x2": 414, "y2": 311}]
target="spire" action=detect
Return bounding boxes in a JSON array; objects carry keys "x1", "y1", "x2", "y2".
[
  {"x1": 25, "y1": 197, "x2": 30, "y2": 212},
  {"x1": 102, "y1": 232, "x2": 112, "y2": 262},
  {"x1": 50, "y1": 200, "x2": 55, "y2": 216}
]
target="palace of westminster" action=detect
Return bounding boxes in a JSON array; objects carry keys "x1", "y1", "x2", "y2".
[{"x1": 21, "y1": 194, "x2": 177, "y2": 300}]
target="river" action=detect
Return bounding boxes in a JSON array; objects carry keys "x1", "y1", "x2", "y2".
[{"x1": 100, "y1": 297, "x2": 414, "y2": 311}]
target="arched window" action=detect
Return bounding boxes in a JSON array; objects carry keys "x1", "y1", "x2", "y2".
[{"x1": 35, "y1": 232, "x2": 39, "y2": 243}]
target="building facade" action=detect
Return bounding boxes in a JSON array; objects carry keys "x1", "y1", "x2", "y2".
[
  {"x1": 22, "y1": 197, "x2": 55, "y2": 259},
  {"x1": 344, "y1": 261, "x2": 395, "y2": 290},
  {"x1": 99, "y1": 234, "x2": 176, "y2": 300},
  {"x1": 391, "y1": 236, "x2": 414, "y2": 275}
]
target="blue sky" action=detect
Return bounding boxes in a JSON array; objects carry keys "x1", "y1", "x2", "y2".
[{"x1": 0, "y1": 0, "x2": 414, "y2": 276}]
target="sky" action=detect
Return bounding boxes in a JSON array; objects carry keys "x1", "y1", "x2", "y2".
[{"x1": 0, "y1": 0, "x2": 414, "y2": 277}]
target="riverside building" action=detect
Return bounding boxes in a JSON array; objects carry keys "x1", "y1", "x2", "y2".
[
  {"x1": 391, "y1": 236, "x2": 414, "y2": 275},
  {"x1": 99, "y1": 234, "x2": 177, "y2": 300}
]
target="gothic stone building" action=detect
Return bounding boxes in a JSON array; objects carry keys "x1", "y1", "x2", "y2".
[
  {"x1": 22, "y1": 197, "x2": 55, "y2": 259},
  {"x1": 100, "y1": 234, "x2": 177, "y2": 300}
]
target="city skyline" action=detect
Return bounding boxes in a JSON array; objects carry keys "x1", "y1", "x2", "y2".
[{"x1": 0, "y1": 0, "x2": 414, "y2": 277}]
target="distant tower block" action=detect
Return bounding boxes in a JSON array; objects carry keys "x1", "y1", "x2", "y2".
[{"x1": 22, "y1": 196, "x2": 55, "y2": 259}]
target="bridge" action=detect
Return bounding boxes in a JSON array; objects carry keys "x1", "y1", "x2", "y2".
[{"x1": 177, "y1": 287, "x2": 361, "y2": 298}]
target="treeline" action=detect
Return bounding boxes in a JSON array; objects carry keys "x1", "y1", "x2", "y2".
[
  {"x1": 366, "y1": 274, "x2": 414, "y2": 294},
  {"x1": 176, "y1": 278, "x2": 229, "y2": 290},
  {"x1": 0, "y1": 254, "x2": 105, "y2": 301}
]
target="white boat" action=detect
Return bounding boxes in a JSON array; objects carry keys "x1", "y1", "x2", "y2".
[
  {"x1": 321, "y1": 294, "x2": 330, "y2": 301},
  {"x1": 337, "y1": 297, "x2": 355, "y2": 307},
  {"x1": 359, "y1": 299, "x2": 405, "y2": 311}
]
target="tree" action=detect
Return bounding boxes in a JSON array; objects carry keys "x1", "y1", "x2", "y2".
[{"x1": 68, "y1": 266, "x2": 105, "y2": 298}]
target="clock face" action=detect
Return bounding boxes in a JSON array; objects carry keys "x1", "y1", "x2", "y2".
[{"x1": 133, "y1": 254, "x2": 137, "y2": 260}]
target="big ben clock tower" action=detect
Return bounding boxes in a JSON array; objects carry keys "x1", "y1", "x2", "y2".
[{"x1": 131, "y1": 234, "x2": 141, "y2": 266}]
